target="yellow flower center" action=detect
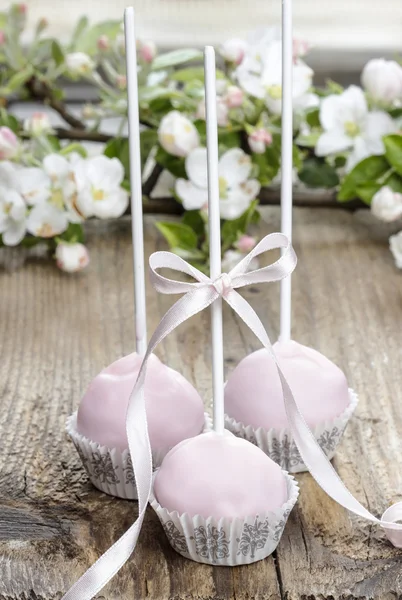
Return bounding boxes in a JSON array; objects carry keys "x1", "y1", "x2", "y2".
[
  {"x1": 3, "y1": 202, "x2": 12, "y2": 215},
  {"x1": 161, "y1": 133, "x2": 175, "y2": 147},
  {"x1": 37, "y1": 223, "x2": 54, "y2": 237},
  {"x1": 267, "y1": 84, "x2": 282, "y2": 100},
  {"x1": 51, "y1": 188, "x2": 64, "y2": 210},
  {"x1": 219, "y1": 176, "x2": 228, "y2": 199},
  {"x1": 344, "y1": 121, "x2": 360, "y2": 138},
  {"x1": 93, "y1": 188, "x2": 105, "y2": 201}
]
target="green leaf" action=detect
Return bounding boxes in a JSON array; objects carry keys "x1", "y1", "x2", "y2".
[
  {"x1": 182, "y1": 210, "x2": 205, "y2": 239},
  {"x1": 60, "y1": 143, "x2": 87, "y2": 157},
  {"x1": 140, "y1": 129, "x2": 158, "y2": 171},
  {"x1": 51, "y1": 40, "x2": 65, "y2": 67},
  {"x1": 306, "y1": 108, "x2": 320, "y2": 128},
  {"x1": 295, "y1": 131, "x2": 320, "y2": 148},
  {"x1": 138, "y1": 86, "x2": 180, "y2": 104},
  {"x1": 299, "y1": 158, "x2": 339, "y2": 189},
  {"x1": 355, "y1": 182, "x2": 382, "y2": 205},
  {"x1": 152, "y1": 49, "x2": 203, "y2": 71},
  {"x1": 384, "y1": 134, "x2": 402, "y2": 176},
  {"x1": 326, "y1": 79, "x2": 344, "y2": 95},
  {"x1": 70, "y1": 16, "x2": 89, "y2": 48},
  {"x1": 221, "y1": 201, "x2": 259, "y2": 250},
  {"x1": 104, "y1": 138, "x2": 129, "y2": 178},
  {"x1": 0, "y1": 111, "x2": 19, "y2": 132},
  {"x1": 218, "y1": 130, "x2": 242, "y2": 153},
  {"x1": 338, "y1": 155, "x2": 389, "y2": 201},
  {"x1": 252, "y1": 134, "x2": 281, "y2": 185},
  {"x1": 155, "y1": 147, "x2": 186, "y2": 178},
  {"x1": 171, "y1": 67, "x2": 225, "y2": 83},
  {"x1": 384, "y1": 172, "x2": 402, "y2": 194},
  {"x1": 58, "y1": 223, "x2": 85, "y2": 244},
  {"x1": 155, "y1": 221, "x2": 198, "y2": 252},
  {"x1": 74, "y1": 20, "x2": 121, "y2": 55},
  {"x1": 6, "y1": 65, "x2": 34, "y2": 92}
]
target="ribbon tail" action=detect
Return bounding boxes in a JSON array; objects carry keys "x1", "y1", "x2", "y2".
[
  {"x1": 62, "y1": 286, "x2": 218, "y2": 600},
  {"x1": 225, "y1": 290, "x2": 402, "y2": 533}
]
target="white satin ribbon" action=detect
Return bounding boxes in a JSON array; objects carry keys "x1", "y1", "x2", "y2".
[{"x1": 62, "y1": 232, "x2": 402, "y2": 600}]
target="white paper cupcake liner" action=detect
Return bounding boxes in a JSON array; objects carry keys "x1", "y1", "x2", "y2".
[
  {"x1": 150, "y1": 471, "x2": 299, "y2": 566},
  {"x1": 224, "y1": 389, "x2": 358, "y2": 474},
  {"x1": 66, "y1": 412, "x2": 212, "y2": 500}
]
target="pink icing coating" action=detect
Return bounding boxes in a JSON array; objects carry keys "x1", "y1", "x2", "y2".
[
  {"x1": 154, "y1": 431, "x2": 288, "y2": 519},
  {"x1": 77, "y1": 353, "x2": 205, "y2": 453},
  {"x1": 224, "y1": 340, "x2": 350, "y2": 430}
]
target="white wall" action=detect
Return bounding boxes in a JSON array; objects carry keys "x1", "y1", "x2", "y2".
[{"x1": 1, "y1": 1, "x2": 401, "y2": 60}]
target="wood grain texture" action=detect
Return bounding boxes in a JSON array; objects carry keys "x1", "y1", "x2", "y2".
[{"x1": 1, "y1": 207, "x2": 402, "y2": 599}]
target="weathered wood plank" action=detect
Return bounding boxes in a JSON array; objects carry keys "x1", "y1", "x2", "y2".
[{"x1": 0, "y1": 207, "x2": 401, "y2": 599}]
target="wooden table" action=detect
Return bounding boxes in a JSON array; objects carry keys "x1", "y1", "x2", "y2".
[{"x1": 1, "y1": 207, "x2": 402, "y2": 599}]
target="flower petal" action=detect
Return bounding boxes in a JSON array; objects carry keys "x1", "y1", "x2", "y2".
[
  {"x1": 92, "y1": 189, "x2": 129, "y2": 219},
  {"x1": 185, "y1": 147, "x2": 208, "y2": 189},
  {"x1": 43, "y1": 154, "x2": 70, "y2": 181},
  {"x1": 19, "y1": 168, "x2": 51, "y2": 205},
  {"x1": 27, "y1": 204, "x2": 68, "y2": 237},
  {"x1": 315, "y1": 130, "x2": 352, "y2": 156},
  {"x1": 175, "y1": 179, "x2": 208, "y2": 211},
  {"x1": 220, "y1": 184, "x2": 256, "y2": 220},
  {"x1": 219, "y1": 148, "x2": 252, "y2": 185},
  {"x1": 2, "y1": 220, "x2": 26, "y2": 246},
  {"x1": 363, "y1": 111, "x2": 396, "y2": 153}
]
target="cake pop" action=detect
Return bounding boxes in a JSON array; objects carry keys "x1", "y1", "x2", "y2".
[
  {"x1": 150, "y1": 46, "x2": 298, "y2": 566},
  {"x1": 66, "y1": 8, "x2": 208, "y2": 499},
  {"x1": 224, "y1": 2, "x2": 357, "y2": 470}
]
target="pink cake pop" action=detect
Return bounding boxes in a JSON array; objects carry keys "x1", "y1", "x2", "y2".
[
  {"x1": 66, "y1": 16, "x2": 207, "y2": 499},
  {"x1": 224, "y1": 8, "x2": 357, "y2": 470},
  {"x1": 150, "y1": 48, "x2": 298, "y2": 566}
]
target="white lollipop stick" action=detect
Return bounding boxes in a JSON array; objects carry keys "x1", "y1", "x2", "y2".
[
  {"x1": 205, "y1": 46, "x2": 225, "y2": 435},
  {"x1": 125, "y1": 7, "x2": 147, "y2": 356},
  {"x1": 280, "y1": 0, "x2": 293, "y2": 343}
]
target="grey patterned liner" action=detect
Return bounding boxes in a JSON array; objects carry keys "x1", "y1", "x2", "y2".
[
  {"x1": 66, "y1": 412, "x2": 212, "y2": 500},
  {"x1": 224, "y1": 389, "x2": 358, "y2": 473},
  {"x1": 150, "y1": 471, "x2": 299, "y2": 566}
]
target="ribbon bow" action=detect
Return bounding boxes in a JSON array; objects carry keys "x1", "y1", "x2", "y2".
[{"x1": 62, "y1": 233, "x2": 402, "y2": 600}]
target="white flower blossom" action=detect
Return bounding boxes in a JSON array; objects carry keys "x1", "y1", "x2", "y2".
[
  {"x1": 196, "y1": 97, "x2": 229, "y2": 127},
  {"x1": 43, "y1": 153, "x2": 83, "y2": 223},
  {"x1": 220, "y1": 38, "x2": 248, "y2": 65},
  {"x1": 0, "y1": 126, "x2": 18, "y2": 160},
  {"x1": 362, "y1": 59, "x2": 402, "y2": 107},
  {"x1": 23, "y1": 112, "x2": 53, "y2": 137},
  {"x1": 175, "y1": 147, "x2": 260, "y2": 220},
  {"x1": 65, "y1": 52, "x2": 95, "y2": 77},
  {"x1": 222, "y1": 249, "x2": 259, "y2": 272},
  {"x1": 55, "y1": 242, "x2": 90, "y2": 273},
  {"x1": 235, "y1": 36, "x2": 315, "y2": 115},
  {"x1": 158, "y1": 111, "x2": 200, "y2": 157},
  {"x1": 315, "y1": 85, "x2": 396, "y2": 171},
  {"x1": 390, "y1": 231, "x2": 402, "y2": 269},
  {"x1": 26, "y1": 203, "x2": 69, "y2": 238},
  {"x1": 18, "y1": 167, "x2": 51, "y2": 205},
  {"x1": 371, "y1": 186, "x2": 402, "y2": 222},
  {"x1": 0, "y1": 186, "x2": 27, "y2": 246},
  {"x1": 73, "y1": 155, "x2": 129, "y2": 218}
]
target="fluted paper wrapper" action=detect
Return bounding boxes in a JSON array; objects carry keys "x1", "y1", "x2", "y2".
[
  {"x1": 66, "y1": 412, "x2": 212, "y2": 500},
  {"x1": 225, "y1": 389, "x2": 358, "y2": 474},
  {"x1": 150, "y1": 472, "x2": 298, "y2": 566}
]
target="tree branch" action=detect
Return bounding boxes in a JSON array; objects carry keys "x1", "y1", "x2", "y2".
[
  {"x1": 26, "y1": 77, "x2": 86, "y2": 130},
  {"x1": 55, "y1": 127, "x2": 113, "y2": 143},
  {"x1": 143, "y1": 162, "x2": 164, "y2": 198}
]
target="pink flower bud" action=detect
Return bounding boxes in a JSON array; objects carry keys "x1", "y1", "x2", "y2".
[
  {"x1": 0, "y1": 126, "x2": 18, "y2": 160},
  {"x1": 225, "y1": 85, "x2": 244, "y2": 108},
  {"x1": 220, "y1": 38, "x2": 248, "y2": 65},
  {"x1": 23, "y1": 112, "x2": 53, "y2": 136},
  {"x1": 236, "y1": 235, "x2": 257, "y2": 253},
  {"x1": 116, "y1": 74, "x2": 127, "y2": 90},
  {"x1": 293, "y1": 38, "x2": 310, "y2": 61},
  {"x1": 139, "y1": 40, "x2": 156, "y2": 64},
  {"x1": 0, "y1": 31, "x2": 5, "y2": 45},
  {"x1": 248, "y1": 129, "x2": 273, "y2": 154},
  {"x1": 56, "y1": 242, "x2": 90, "y2": 273},
  {"x1": 17, "y1": 3, "x2": 27, "y2": 14},
  {"x1": 97, "y1": 35, "x2": 110, "y2": 51}
]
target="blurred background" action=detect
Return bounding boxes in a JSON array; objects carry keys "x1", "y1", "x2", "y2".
[{"x1": 1, "y1": 0, "x2": 401, "y2": 84}]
